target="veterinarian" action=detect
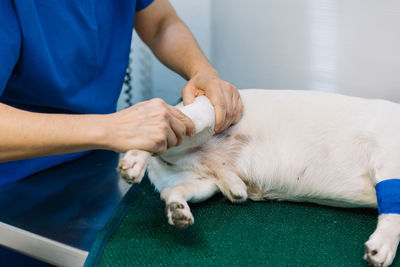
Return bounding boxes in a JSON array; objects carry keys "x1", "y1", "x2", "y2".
[{"x1": 0, "y1": 0, "x2": 243, "y2": 188}]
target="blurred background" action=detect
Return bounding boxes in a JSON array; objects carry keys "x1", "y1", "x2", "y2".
[{"x1": 118, "y1": 0, "x2": 400, "y2": 110}]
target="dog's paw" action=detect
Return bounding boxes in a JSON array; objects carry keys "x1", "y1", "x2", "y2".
[
  {"x1": 118, "y1": 150, "x2": 150, "y2": 184},
  {"x1": 165, "y1": 202, "x2": 194, "y2": 229},
  {"x1": 227, "y1": 184, "x2": 248, "y2": 203},
  {"x1": 364, "y1": 238, "x2": 396, "y2": 267}
]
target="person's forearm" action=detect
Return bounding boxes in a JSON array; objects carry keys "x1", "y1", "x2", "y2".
[
  {"x1": 134, "y1": 0, "x2": 242, "y2": 134},
  {"x1": 0, "y1": 103, "x2": 107, "y2": 162},
  {"x1": 147, "y1": 15, "x2": 217, "y2": 80}
]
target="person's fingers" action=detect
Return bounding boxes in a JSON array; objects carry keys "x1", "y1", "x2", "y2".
[
  {"x1": 232, "y1": 94, "x2": 243, "y2": 125},
  {"x1": 166, "y1": 126, "x2": 178, "y2": 149},
  {"x1": 151, "y1": 119, "x2": 168, "y2": 156},
  {"x1": 168, "y1": 115, "x2": 187, "y2": 147},
  {"x1": 182, "y1": 83, "x2": 196, "y2": 106},
  {"x1": 222, "y1": 85, "x2": 234, "y2": 131},
  {"x1": 181, "y1": 77, "x2": 241, "y2": 133},
  {"x1": 207, "y1": 88, "x2": 226, "y2": 133},
  {"x1": 230, "y1": 92, "x2": 238, "y2": 125},
  {"x1": 230, "y1": 84, "x2": 243, "y2": 125},
  {"x1": 167, "y1": 106, "x2": 195, "y2": 137}
]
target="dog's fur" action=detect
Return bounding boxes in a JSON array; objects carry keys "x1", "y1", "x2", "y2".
[{"x1": 119, "y1": 89, "x2": 400, "y2": 267}]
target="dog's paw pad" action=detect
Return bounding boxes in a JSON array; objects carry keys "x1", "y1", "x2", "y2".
[
  {"x1": 118, "y1": 150, "x2": 150, "y2": 184},
  {"x1": 165, "y1": 202, "x2": 194, "y2": 229},
  {"x1": 364, "y1": 241, "x2": 395, "y2": 267}
]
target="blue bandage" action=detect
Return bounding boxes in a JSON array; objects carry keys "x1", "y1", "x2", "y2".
[{"x1": 376, "y1": 179, "x2": 400, "y2": 215}]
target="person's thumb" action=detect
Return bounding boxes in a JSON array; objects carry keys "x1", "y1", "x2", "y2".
[{"x1": 182, "y1": 83, "x2": 196, "y2": 106}]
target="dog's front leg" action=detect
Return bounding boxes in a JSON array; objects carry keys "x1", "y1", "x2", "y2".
[
  {"x1": 164, "y1": 95, "x2": 215, "y2": 157},
  {"x1": 365, "y1": 170, "x2": 400, "y2": 266},
  {"x1": 118, "y1": 150, "x2": 151, "y2": 184},
  {"x1": 118, "y1": 96, "x2": 215, "y2": 183},
  {"x1": 365, "y1": 213, "x2": 400, "y2": 267}
]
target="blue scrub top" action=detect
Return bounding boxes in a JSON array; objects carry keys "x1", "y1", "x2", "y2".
[{"x1": 0, "y1": 0, "x2": 154, "y2": 188}]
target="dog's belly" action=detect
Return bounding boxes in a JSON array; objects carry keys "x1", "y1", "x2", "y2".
[
  {"x1": 226, "y1": 90, "x2": 400, "y2": 208},
  {"x1": 237, "y1": 142, "x2": 377, "y2": 208}
]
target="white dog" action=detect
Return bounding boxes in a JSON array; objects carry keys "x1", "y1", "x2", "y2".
[{"x1": 118, "y1": 89, "x2": 400, "y2": 267}]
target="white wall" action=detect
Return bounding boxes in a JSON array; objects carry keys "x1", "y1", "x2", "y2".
[
  {"x1": 119, "y1": 0, "x2": 400, "y2": 110},
  {"x1": 211, "y1": 0, "x2": 400, "y2": 102}
]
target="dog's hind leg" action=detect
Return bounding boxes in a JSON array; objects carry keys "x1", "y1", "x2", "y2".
[
  {"x1": 214, "y1": 170, "x2": 248, "y2": 203},
  {"x1": 365, "y1": 159, "x2": 400, "y2": 267},
  {"x1": 160, "y1": 177, "x2": 219, "y2": 229}
]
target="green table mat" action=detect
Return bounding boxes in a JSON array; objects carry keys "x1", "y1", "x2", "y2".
[{"x1": 85, "y1": 177, "x2": 399, "y2": 266}]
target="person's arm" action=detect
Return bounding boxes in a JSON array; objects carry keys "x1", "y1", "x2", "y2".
[
  {"x1": 0, "y1": 103, "x2": 104, "y2": 162},
  {"x1": 0, "y1": 99, "x2": 194, "y2": 162},
  {"x1": 0, "y1": 0, "x2": 195, "y2": 163},
  {"x1": 134, "y1": 0, "x2": 243, "y2": 133}
]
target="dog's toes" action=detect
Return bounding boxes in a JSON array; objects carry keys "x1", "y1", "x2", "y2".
[
  {"x1": 227, "y1": 185, "x2": 248, "y2": 203},
  {"x1": 118, "y1": 150, "x2": 150, "y2": 184},
  {"x1": 364, "y1": 240, "x2": 395, "y2": 267},
  {"x1": 118, "y1": 161, "x2": 143, "y2": 184},
  {"x1": 165, "y1": 202, "x2": 194, "y2": 229}
]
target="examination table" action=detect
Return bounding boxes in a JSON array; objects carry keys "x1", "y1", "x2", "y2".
[{"x1": 1, "y1": 151, "x2": 399, "y2": 266}]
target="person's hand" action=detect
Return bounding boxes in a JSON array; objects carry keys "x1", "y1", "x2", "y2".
[
  {"x1": 103, "y1": 98, "x2": 194, "y2": 155},
  {"x1": 182, "y1": 72, "x2": 243, "y2": 133}
]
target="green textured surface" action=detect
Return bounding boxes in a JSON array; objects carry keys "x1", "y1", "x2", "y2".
[{"x1": 96, "y1": 179, "x2": 399, "y2": 267}]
